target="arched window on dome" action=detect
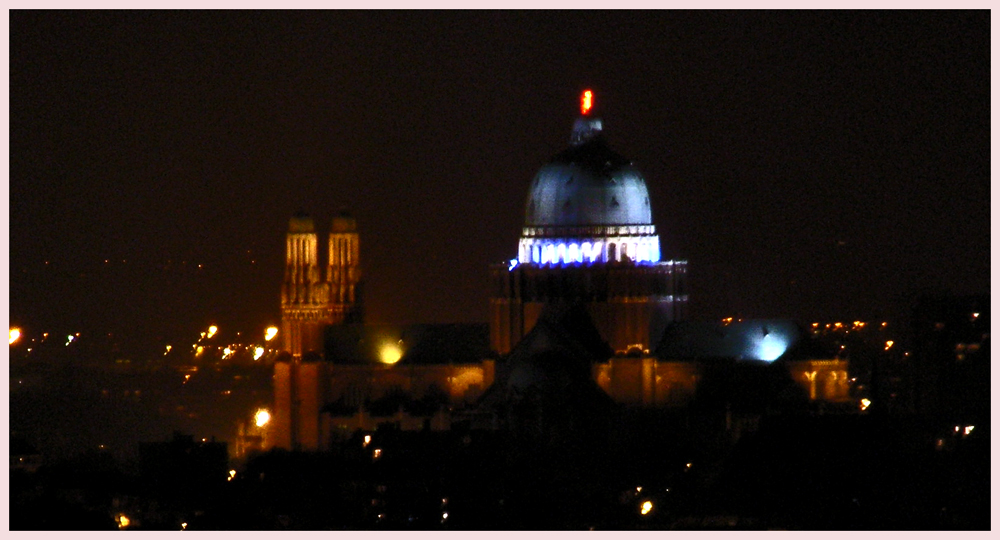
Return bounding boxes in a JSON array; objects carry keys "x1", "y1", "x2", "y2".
[
  {"x1": 620, "y1": 243, "x2": 629, "y2": 262},
  {"x1": 542, "y1": 244, "x2": 555, "y2": 265},
  {"x1": 532, "y1": 244, "x2": 541, "y2": 264},
  {"x1": 608, "y1": 243, "x2": 617, "y2": 262},
  {"x1": 556, "y1": 243, "x2": 567, "y2": 264},
  {"x1": 589, "y1": 241, "x2": 603, "y2": 263},
  {"x1": 568, "y1": 243, "x2": 580, "y2": 264}
]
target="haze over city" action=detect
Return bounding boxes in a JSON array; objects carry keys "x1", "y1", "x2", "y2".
[{"x1": 11, "y1": 11, "x2": 988, "y2": 354}]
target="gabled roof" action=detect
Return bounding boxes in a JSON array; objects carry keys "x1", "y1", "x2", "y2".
[{"x1": 480, "y1": 302, "x2": 614, "y2": 407}]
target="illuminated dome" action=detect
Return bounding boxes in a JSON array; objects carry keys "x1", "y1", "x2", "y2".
[
  {"x1": 525, "y1": 138, "x2": 652, "y2": 227},
  {"x1": 516, "y1": 92, "x2": 661, "y2": 266}
]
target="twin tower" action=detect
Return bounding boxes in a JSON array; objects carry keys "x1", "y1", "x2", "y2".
[
  {"x1": 279, "y1": 210, "x2": 362, "y2": 357},
  {"x1": 274, "y1": 211, "x2": 361, "y2": 450}
]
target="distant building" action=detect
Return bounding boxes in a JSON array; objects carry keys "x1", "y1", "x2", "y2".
[
  {"x1": 272, "y1": 211, "x2": 494, "y2": 451},
  {"x1": 910, "y1": 293, "x2": 989, "y2": 421},
  {"x1": 489, "y1": 92, "x2": 687, "y2": 356},
  {"x1": 271, "y1": 92, "x2": 849, "y2": 452},
  {"x1": 272, "y1": 210, "x2": 362, "y2": 450}
]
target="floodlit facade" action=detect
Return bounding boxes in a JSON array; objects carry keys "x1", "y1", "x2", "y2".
[{"x1": 273, "y1": 211, "x2": 362, "y2": 451}]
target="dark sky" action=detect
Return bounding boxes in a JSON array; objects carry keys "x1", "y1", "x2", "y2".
[{"x1": 9, "y1": 11, "x2": 990, "y2": 352}]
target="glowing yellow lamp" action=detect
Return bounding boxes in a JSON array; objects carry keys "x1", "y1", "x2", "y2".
[{"x1": 380, "y1": 344, "x2": 402, "y2": 365}]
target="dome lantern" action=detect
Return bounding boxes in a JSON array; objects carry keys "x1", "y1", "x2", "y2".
[{"x1": 517, "y1": 91, "x2": 662, "y2": 266}]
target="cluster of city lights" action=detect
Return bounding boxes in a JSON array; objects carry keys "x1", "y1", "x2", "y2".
[
  {"x1": 954, "y1": 424, "x2": 975, "y2": 437},
  {"x1": 12, "y1": 328, "x2": 82, "y2": 348},
  {"x1": 31, "y1": 256, "x2": 270, "y2": 272},
  {"x1": 11, "y1": 324, "x2": 280, "y2": 361},
  {"x1": 811, "y1": 321, "x2": 888, "y2": 334},
  {"x1": 174, "y1": 325, "x2": 280, "y2": 364}
]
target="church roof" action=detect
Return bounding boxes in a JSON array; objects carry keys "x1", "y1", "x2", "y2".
[
  {"x1": 479, "y1": 302, "x2": 614, "y2": 406},
  {"x1": 324, "y1": 323, "x2": 490, "y2": 366},
  {"x1": 655, "y1": 319, "x2": 835, "y2": 363}
]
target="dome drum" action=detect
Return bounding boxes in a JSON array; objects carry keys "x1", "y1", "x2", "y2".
[
  {"x1": 517, "y1": 234, "x2": 661, "y2": 265},
  {"x1": 491, "y1": 261, "x2": 688, "y2": 303},
  {"x1": 522, "y1": 225, "x2": 656, "y2": 238}
]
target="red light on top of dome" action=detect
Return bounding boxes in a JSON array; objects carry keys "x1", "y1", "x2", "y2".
[{"x1": 581, "y1": 90, "x2": 593, "y2": 115}]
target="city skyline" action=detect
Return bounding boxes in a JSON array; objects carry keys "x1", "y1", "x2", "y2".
[{"x1": 10, "y1": 11, "x2": 989, "y2": 353}]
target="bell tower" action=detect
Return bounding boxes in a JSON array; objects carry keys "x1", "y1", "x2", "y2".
[
  {"x1": 327, "y1": 210, "x2": 362, "y2": 325},
  {"x1": 280, "y1": 212, "x2": 333, "y2": 357},
  {"x1": 273, "y1": 210, "x2": 363, "y2": 451}
]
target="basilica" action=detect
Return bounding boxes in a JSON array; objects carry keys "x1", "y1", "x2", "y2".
[{"x1": 271, "y1": 92, "x2": 849, "y2": 452}]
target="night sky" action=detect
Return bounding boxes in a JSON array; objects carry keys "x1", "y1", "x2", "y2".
[{"x1": 9, "y1": 11, "x2": 990, "y2": 354}]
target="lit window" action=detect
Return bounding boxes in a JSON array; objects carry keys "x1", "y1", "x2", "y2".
[
  {"x1": 566, "y1": 243, "x2": 578, "y2": 263},
  {"x1": 637, "y1": 243, "x2": 649, "y2": 262},
  {"x1": 543, "y1": 244, "x2": 555, "y2": 265}
]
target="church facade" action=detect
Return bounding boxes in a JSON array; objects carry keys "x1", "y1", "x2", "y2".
[{"x1": 271, "y1": 211, "x2": 362, "y2": 451}]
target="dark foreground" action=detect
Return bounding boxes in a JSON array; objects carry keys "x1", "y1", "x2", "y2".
[{"x1": 10, "y1": 408, "x2": 990, "y2": 530}]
